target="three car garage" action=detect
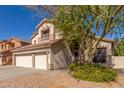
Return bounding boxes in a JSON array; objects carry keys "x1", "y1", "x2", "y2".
[{"x1": 11, "y1": 40, "x2": 72, "y2": 70}]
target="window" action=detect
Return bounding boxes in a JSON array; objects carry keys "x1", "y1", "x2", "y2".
[
  {"x1": 11, "y1": 44, "x2": 15, "y2": 48},
  {"x1": 1, "y1": 44, "x2": 4, "y2": 49},
  {"x1": 42, "y1": 29, "x2": 50, "y2": 41},
  {"x1": 34, "y1": 40, "x2": 36, "y2": 44},
  {"x1": 93, "y1": 48, "x2": 106, "y2": 63},
  {"x1": 5, "y1": 44, "x2": 7, "y2": 49}
]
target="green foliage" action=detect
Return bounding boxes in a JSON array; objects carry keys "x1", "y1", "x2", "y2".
[
  {"x1": 53, "y1": 5, "x2": 124, "y2": 63},
  {"x1": 69, "y1": 63, "x2": 117, "y2": 82},
  {"x1": 114, "y1": 38, "x2": 124, "y2": 56},
  {"x1": 54, "y1": 6, "x2": 83, "y2": 47}
]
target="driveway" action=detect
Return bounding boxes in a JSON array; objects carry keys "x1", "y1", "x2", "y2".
[
  {"x1": 0, "y1": 66, "x2": 124, "y2": 88},
  {"x1": 0, "y1": 65, "x2": 45, "y2": 81}
]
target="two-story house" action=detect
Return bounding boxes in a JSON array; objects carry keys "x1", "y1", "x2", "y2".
[
  {"x1": 0, "y1": 37, "x2": 30, "y2": 65},
  {"x1": 11, "y1": 19, "x2": 115, "y2": 70}
]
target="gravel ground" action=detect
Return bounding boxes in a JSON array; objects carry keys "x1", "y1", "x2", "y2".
[{"x1": 0, "y1": 70, "x2": 124, "y2": 88}]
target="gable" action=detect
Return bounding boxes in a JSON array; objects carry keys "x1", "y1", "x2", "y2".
[{"x1": 10, "y1": 38, "x2": 21, "y2": 47}]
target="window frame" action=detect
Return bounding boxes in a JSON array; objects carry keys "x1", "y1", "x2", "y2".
[{"x1": 42, "y1": 29, "x2": 50, "y2": 41}]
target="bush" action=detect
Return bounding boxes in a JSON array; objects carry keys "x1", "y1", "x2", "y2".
[{"x1": 69, "y1": 63, "x2": 117, "y2": 82}]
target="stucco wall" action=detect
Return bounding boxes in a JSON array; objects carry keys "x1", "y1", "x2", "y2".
[
  {"x1": 51, "y1": 42, "x2": 73, "y2": 69},
  {"x1": 32, "y1": 34, "x2": 39, "y2": 44},
  {"x1": 112, "y1": 56, "x2": 124, "y2": 69},
  {"x1": 1, "y1": 51, "x2": 12, "y2": 65},
  {"x1": 99, "y1": 41, "x2": 112, "y2": 55},
  {"x1": 38, "y1": 23, "x2": 54, "y2": 38},
  {"x1": 31, "y1": 22, "x2": 62, "y2": 45}
]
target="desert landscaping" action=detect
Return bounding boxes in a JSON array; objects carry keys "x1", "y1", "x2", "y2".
[{"x1": 0, "y1": 66, "x2": 124, "y2": 88}]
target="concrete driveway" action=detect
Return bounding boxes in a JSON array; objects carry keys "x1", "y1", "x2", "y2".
[{"x1": 0, "y1": 65, "x2": 44, "y2": 81}]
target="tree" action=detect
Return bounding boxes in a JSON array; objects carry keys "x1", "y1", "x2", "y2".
[
  {"x1": 53, "y1": 6, "x2": 124, "y2": 63},
  {"x1": 26, "y1": 5, "x2": 124, "y2": 63},
  {"x1": 114, "y1": 38, "x2": 124, "y2": 56}
]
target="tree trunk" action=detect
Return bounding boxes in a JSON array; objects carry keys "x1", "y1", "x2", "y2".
[{"x1": 80, "y1": 42, "x2": 98, "y2": 64}]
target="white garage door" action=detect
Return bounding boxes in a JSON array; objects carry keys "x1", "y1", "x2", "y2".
[
  {"x1": 35, "y1": 53, "x2": 47, "y2": 69},
  {"x1": 16, "y1": 54, "x2": 32, "y2": 67}
]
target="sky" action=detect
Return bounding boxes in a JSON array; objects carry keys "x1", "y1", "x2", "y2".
[
  {"x1": 0, "y1": 6, "x2": 122, "y2": 41},
  {"x1": 0, "y1": 5, "x2": 42, "y2": 41}
]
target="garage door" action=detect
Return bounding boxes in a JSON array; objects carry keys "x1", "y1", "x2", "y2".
[
  {"x1": 35, "y1": 53, "x2": 47, "y2": 69},
  {"x1": 16, "y1": 54, "x2": 32, "y2": 67}
]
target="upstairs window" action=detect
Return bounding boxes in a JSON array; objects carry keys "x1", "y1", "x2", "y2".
[
  {"x1": 34, "y1": 40, "x2": 36, "y2": 44},
  {"x1": 42, "y1": 28, "x2": 50, "y2": 41}
]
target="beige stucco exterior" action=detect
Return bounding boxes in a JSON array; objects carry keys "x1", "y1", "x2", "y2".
[
  {"x1": 32, "y1": 22, "x2": 61, "y2": 45},
  {"x1": 99, "y1": 41, "x2": 112, "y2": 55},
  {"x1": 32, "y1": 33, "x2": 39, "y2": 44},
  {"x1": 112, "y1": 56, "x2": 124, "y2": 69},
  {"x1": 51, "y1": 41, "x2": 72, "y2": 69}
]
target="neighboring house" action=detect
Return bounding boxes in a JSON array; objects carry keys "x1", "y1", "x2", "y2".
[
  {"x1": 0, "y1": 37, "x2": 30, "y2": 65},
  {"x1": 11, "y1": 19, "x2": 115, "y2": 70}
]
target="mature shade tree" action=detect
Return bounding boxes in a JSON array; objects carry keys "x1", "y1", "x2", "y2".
[{"x1": 26, "y1": 5, "x2": 124, "y2": 63}]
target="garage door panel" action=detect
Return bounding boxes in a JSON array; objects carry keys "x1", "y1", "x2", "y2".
[
  {"x1": 35, "y1": 53, "x2": 47, "y2": 69},
  {"x1": 16, "y1": 54, "x2": 32, "y2": 67}
]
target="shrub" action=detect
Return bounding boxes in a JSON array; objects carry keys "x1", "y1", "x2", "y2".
[{"x1": 69, "y1": 63, "x2": 117, "y2": 82}]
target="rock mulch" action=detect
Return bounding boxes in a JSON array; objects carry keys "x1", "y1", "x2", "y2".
[{"x1": 0, "y1": 70, "x2": 124, "y2": 88}]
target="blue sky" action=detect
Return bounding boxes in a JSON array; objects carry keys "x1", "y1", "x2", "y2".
[
  {"x1": 0, "y1": 6, "x2": 122, "y2": 41},
  {"x1": 0, "y1": 6, "x2": 42, "y2": 41}
]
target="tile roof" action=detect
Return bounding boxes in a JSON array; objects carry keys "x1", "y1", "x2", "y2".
[
  {"x1": 11, "y1": 39, "x2": 62, "y2": 52},
  {"x1": 9, "y1": 37, "x2": 31, "y2": 44}
]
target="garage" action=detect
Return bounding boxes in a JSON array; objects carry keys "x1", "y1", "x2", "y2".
[
  {"x1": 15, "y1": 52, "x2": 48, "y2": 69},
  {"x1": 15, "y1": 54, "x2": 32, "y2": 68},
  {"x1": 35, "y1": 53, "x2": 47, "y2": 69},
  {"x1": 11, "y1": 43, "x2": 52, "y2": 70}
]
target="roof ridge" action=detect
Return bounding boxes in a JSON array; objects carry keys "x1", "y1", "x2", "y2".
[{"x1": 9, "y1": 37, "x2": 31, "y2": 43}]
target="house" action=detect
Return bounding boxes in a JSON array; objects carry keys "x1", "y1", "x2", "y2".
[
  {"x1": 0, "y1": 37, "x2": 31, "y2": 65},
  {"x1": 11, "y1": 19, "x2": 115, "y2": 70}
]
